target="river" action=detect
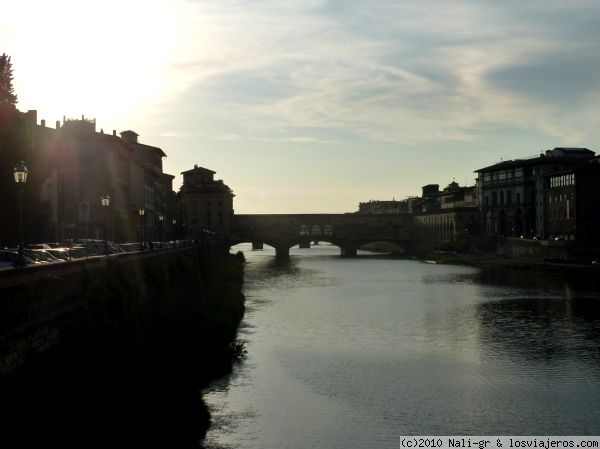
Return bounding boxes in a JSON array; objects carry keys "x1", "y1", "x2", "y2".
[{"x1": 202, "y1": 244, "x2": 600, "y2": 449}]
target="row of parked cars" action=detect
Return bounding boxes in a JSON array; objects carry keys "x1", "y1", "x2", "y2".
[{"x1": 0, "y1": 240, "x2": 181, "y2": 268}]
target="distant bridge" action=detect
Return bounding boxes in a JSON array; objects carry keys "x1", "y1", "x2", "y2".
[{"x1": 231, "y1": 214, "x2": 413, "y2": 258}]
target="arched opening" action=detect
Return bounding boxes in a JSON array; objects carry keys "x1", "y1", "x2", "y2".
[
  {"x1": 514, "y1": 209, "x2": 523, "y2": 237},
  {"x1": 359, "y1": 240, "x2": 404, "y2": 254},
  {"x1": 525, "y1": 208, "x2": 536, "y2": 238},
  {"x1": 230, "y1": 241, "x2": 279, "y2": 256},
  {"x1": 498, "y1": 210, "x2": 507, "y2": 237}
]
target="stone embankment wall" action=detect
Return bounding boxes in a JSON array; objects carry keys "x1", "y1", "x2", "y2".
[
  {"x1": 0, "y1": 246, "x2": 245, "y2": 447},
  {"x1": 497, "y1": 238, "x2": 600, "y2": 262}
]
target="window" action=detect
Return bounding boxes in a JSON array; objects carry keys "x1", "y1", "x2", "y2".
[
  {"x1": 507, "y1": 190, "x2": 512, "y2": 205},
  {"x1": 500, "y1": 191, "x2": 505, "y2": 205},
  {"x1": 483, "y1": 173, "x2": 491, "y2": 183},
  {"x1": 516, "y1": 192, "x2": 521, "y2": 205},
  {"x1": 515, "y1": 167, "x2": 523, "y2": 178}
]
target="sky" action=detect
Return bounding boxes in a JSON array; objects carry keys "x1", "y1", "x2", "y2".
[{"x1": 3, "y1": 0, "x2": 600, "y2": 213}]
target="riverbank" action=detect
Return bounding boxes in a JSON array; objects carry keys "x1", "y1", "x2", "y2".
[
  {"x1": 0, "y1": 247, "x2": 246, "y2": 447},
  {"x1": 359, "y1": 241, "x2": 600, "y2": 277},
  {"x1": 416, "y1": 250, "x2": 600, "y2": 278}
]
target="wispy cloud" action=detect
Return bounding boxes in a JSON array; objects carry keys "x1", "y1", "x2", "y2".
[{"x1": 157, "y1": 0, "x2": 600, "y2": 147}]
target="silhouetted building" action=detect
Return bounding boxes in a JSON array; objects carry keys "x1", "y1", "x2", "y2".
[
  {"x1": 414, "y1": 181, "x2": 480, "y2": 241},
  {"x1": 440, "y1": 182, "x2": 478, "y2": 209},
  {"x1": 178, "y1": 165, "x2": 235, "y2": 238},
  {"x1": 544, "y1": 163, "x2": 600, "y2": 241},
  {"x1": 6, "y1": 110, "x2": 176, "y2": 244},
  {"x1": 421, "y1": 184, "x2": 440, "y2": 212},
  {"x1": 475, "y1": 148, "x2": 595, "y2": 239},
  {"x1": 39, "y1": 116, "x2": 137, "y2": 242},
  {"x1": 122, "y1": 130, "x2": 174, "y2": 242}
]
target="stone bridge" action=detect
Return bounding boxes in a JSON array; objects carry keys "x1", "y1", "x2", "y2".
[{"x1": 231, "y1": 214, "x2": 413, "y2": 257}]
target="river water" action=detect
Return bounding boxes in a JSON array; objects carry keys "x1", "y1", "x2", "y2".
[{"x1": 202, "y1": 244, "x2": 600, "y2": 449}]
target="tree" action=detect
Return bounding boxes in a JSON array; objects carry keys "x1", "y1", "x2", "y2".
[{"x1": 0, "y1": 53, "x2": 17, "y2": 105}]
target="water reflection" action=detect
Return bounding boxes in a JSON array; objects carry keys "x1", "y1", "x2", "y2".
[
  {"x1": 203, "y1": 246, "x2": 600, "y2": 448},
  {"x1": 477, "y1": 295, "x2": 600, "y2": 363}
]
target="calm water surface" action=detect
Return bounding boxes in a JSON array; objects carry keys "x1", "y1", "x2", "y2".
[{"x1": 203, "y1": 244, "x2": 600, "y2": 449}]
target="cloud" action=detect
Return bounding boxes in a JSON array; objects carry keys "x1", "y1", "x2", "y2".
[
  {"x1": 157, "y1": 0, "x2": 600, "y2": 147},
  {"x1": 11, "y1": 0, "x2": 600, "y2": 151}
]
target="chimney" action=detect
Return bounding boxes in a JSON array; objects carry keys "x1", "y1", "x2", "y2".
[
  {"x1": 121, "y1": 130, "x2": 138, "y2": 143},
  {"x1": 41, "y1": 119, "x2": 46, "y2": 127},
  {"x1": 112, "y1": 130, "x2": 116, "y2": 136},
  {"x1": 56, "y1": 121, "x2": 61, "y2": 129}
]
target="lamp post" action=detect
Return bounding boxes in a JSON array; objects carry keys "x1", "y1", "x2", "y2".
[
  {"x1": 139, "y1": 208, "x2": 145, "y2": 250},
  {"x1": 13, "y1": 161, "x2": 28, "y2": 267},
  {"x1": 100, "y1": 194, "x2": 110, "y2": 255},
  {"x1": 158, "y1": 214, "x2": 164, "y2": 248},
  {"x1": 172, "y1": 219, "x2": 177, "y2": 248}
]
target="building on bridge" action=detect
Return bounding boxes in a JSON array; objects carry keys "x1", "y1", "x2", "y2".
[
  {"x1": 178, "y1": 165, "x2": 235, "y2": 240},
  {"x1": 358, "y1": 199, "x2": 409, "y2": 214}
]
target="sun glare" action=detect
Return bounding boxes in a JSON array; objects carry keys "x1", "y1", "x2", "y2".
[{"x1": 5, "y1": 0, "x2": 194, "y2": 127}]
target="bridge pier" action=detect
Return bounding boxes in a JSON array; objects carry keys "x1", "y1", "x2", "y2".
[
  {"x1": 251, "y1": 242, "x2": 264, "y2": 250},
  {"x1": 275, "y1": 246, "x2": 290, "y2": 258},
  {"x1": 340, "y1": 246, "x2": 358, "y2": 257}
]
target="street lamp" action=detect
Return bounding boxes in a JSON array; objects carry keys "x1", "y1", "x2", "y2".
[
  {"x1": 100, "y1": 194, "x2": 110, "y2": 255},
  {"x1": 139, "y1": 208, "x2": 145, "y2": 250},
  {"x1": 13, "y1": 161, "x2": 28, "y2": 267},
  {"x1": 158, "y1": 214, "x2": 164, "y2": 248},
  {"x1": 172, "y1": 218, "x2": 177, "y2": 248}
]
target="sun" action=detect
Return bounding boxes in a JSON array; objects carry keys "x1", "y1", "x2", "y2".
[{"x1": 5, "y1": 0, "x2": 193, "y2": 127}]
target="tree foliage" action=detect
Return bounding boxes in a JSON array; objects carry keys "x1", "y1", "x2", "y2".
[{"x1": 0, "y1": 53, "x2": 17, "y2": 105}]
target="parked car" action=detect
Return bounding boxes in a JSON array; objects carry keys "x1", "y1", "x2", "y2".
[
  {"x1": 22, "y1": 249, "x2": 57, "y2": 263},
  {"x1": 29, "y1": 249, "x2": 61, "y2": 262},
  {"x1": 0, "y1": 250, "x2": 34, "y2": 268},
  {"x1": 46, "y1": 248, "x2": 72, "y2": 261},
  {"x1": 26, "y1": 243, "x2": 53, "y2": 250}
]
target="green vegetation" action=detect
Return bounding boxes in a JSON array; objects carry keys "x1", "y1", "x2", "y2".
[{"x1": 0, "y1": 53, "x2": 17, "y2": 105}]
